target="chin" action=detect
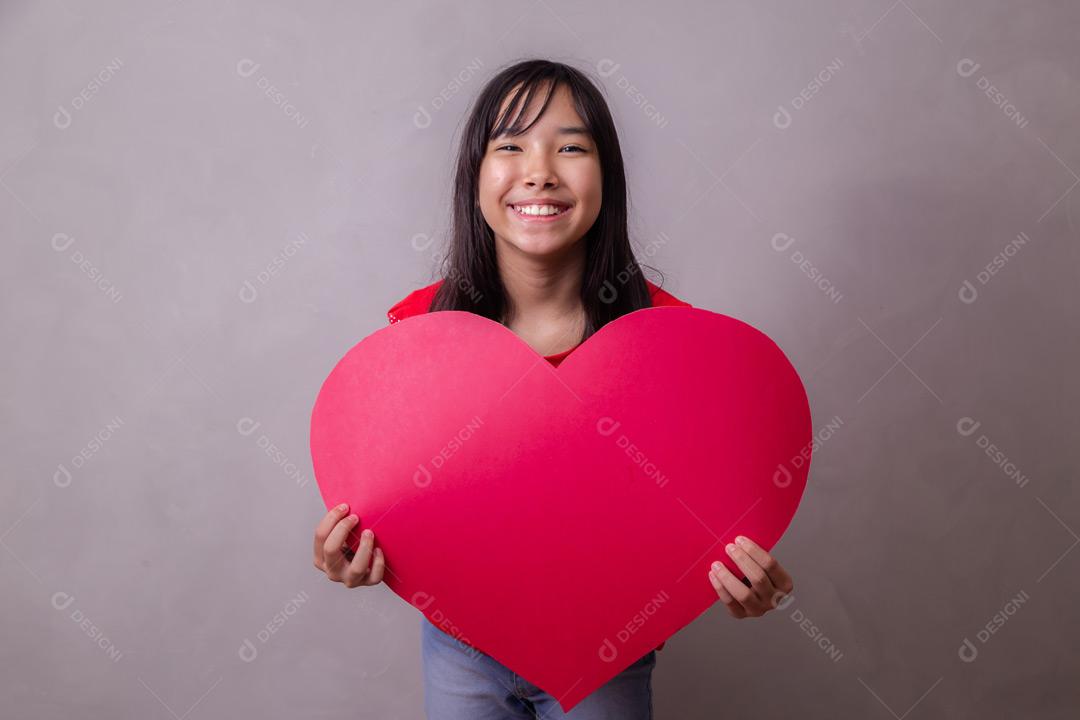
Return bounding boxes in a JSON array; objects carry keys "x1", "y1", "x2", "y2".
[{"x1": 503, "y1": 234, "x2": 581, "y2": 257}]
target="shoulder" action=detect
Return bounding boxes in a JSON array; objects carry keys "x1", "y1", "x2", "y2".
[
  {"x1": 645, "y1": 279, "x2": 692, "y2": 308},
  {"x1": 387, "y1": 279, "x2": 443, "y2": 325}
]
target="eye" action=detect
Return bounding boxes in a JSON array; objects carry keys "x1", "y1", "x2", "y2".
[{"x1": 492, "y1": 144, "x2": 588, "y2": 153}]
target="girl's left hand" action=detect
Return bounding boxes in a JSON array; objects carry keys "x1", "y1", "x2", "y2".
[{"x1": 708, "y1": 535, "x2": 793, "y2": 619}]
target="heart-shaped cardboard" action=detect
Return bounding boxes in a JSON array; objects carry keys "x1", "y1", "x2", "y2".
[{"x1": 310, "y1": 307, "x2": 812, "y2": 711}]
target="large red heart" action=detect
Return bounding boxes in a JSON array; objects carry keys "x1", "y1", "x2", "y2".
[{"x1": 310, "y1": 307, "x2": 812, "y2": 711}]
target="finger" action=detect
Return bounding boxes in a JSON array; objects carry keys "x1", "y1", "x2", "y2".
[
  {"x1": 708, "y1": 567, "x2": 734, "y2": 603},
  {"x1": 735, "y1": 536, "x2": 794, "y2": 595},
  {"x1": 709, "y1": 567, "x2": 747, "y2": 618},
  {"x1": 314, "y1": 503, "x2": 350, "y2": 569},
  {"x1": 725, "y1": 542, "x2": 776, "y2": 602},
  {"x1": 708, "y1": 566, "x2": 733, "y2": 602},
  {"x1": 323, "y1": 514, "x2": 360, "y2": 580},
  {"x1": 365, "y1": 547, "x2": 386, "y2": 586},
  {"x1": 343, "y1": 529, "x2": 376, "y2": 587},
  {"x1": 712, "y1": 561, "x2": 763, "y2": 615}
]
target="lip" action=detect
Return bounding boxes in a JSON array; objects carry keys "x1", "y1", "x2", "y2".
[
  {"x1": 507, "y1": 202, "x2": 574, "y2": 222},
  {"x1": 509, "y1": 198, "x2": 571, "y2": 208}
]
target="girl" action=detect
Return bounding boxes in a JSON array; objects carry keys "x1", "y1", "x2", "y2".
[{"x1": 312, "y1": 59, "x2": 795, "y2": 719}]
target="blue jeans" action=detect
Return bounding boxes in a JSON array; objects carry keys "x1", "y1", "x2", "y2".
[{"x1": 420, "y1": 617, "x2": 656, "y2": 719}]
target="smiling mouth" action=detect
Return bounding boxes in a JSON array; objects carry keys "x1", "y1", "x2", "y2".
[{"x1": 509, "y1": 204, "x2": 572, "y2": 218}]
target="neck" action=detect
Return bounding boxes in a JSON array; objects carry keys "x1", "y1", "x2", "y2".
[{"x1": 496, "y1": 239, "x2": 586, "y2": 324}]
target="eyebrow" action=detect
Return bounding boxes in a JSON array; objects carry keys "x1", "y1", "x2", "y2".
[{"x1": 494, "y1": 125, "x2": 591, "y2": 139}]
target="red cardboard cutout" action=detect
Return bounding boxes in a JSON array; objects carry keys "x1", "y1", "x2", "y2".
[{"x1": 310, "y1": 307, "x2": 812, "y2": 711}]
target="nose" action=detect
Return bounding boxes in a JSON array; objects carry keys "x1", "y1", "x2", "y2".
[
  {"x1": 523, "y1": 153, "x2": 558, "y2": 189},
  {"x1": 524, "y1": 171, "x2": 558, "y2": 190}
]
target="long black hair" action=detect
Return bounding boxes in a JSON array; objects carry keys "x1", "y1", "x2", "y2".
[{"x1": 430, "y1": 58, "x2": 659, "y2": 342}]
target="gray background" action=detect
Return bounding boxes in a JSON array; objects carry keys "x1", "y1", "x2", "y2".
[{"x1": 2, "y1": 0, "x2": 1078, "y2": 718}]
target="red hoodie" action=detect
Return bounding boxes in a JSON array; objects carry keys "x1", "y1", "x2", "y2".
[{"x1": 386, "y1": 277, "x2": 693, "y2": 653}]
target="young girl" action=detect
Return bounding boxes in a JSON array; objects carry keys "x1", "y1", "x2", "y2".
[{"x1": 312, "y1": 59, "x2": 795, "y2": 719}]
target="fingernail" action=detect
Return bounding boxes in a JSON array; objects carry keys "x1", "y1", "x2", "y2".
[
  {"x1": 711, "y1": 561, "x2": 723, "y2": 572},
  {"x1": 347, "y1": 514, "x2": 358, "y2": 524},
  {"x1": 735, "y1": 536, "x2": 748, "y2": 546},
  {"x1": 362, "y1": 529, "x2": 373, "y2": 540},
  {"x1": 338, "y1": 503, "x2": 348, "y2": 512},
  {"x1": 726, "y1": 543, "x2": 737, "y2": 555}
]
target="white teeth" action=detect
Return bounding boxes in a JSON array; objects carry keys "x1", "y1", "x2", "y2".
[{"x1": 513, "y1": 204, "x2": 567, "y2": 216}]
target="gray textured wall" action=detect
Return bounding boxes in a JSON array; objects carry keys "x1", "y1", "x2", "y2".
[{"x1": 2, "y1": 1, "x2": 1078, "y2": 718}]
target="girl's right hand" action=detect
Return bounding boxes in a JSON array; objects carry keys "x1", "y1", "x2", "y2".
[{"x1": 313, "y1": 503, "x2": 386, "y2": 587}]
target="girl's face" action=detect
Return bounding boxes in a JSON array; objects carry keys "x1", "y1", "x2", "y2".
[{"x1": 478, "y1": 83, "x2": 602, "y2": 260}]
